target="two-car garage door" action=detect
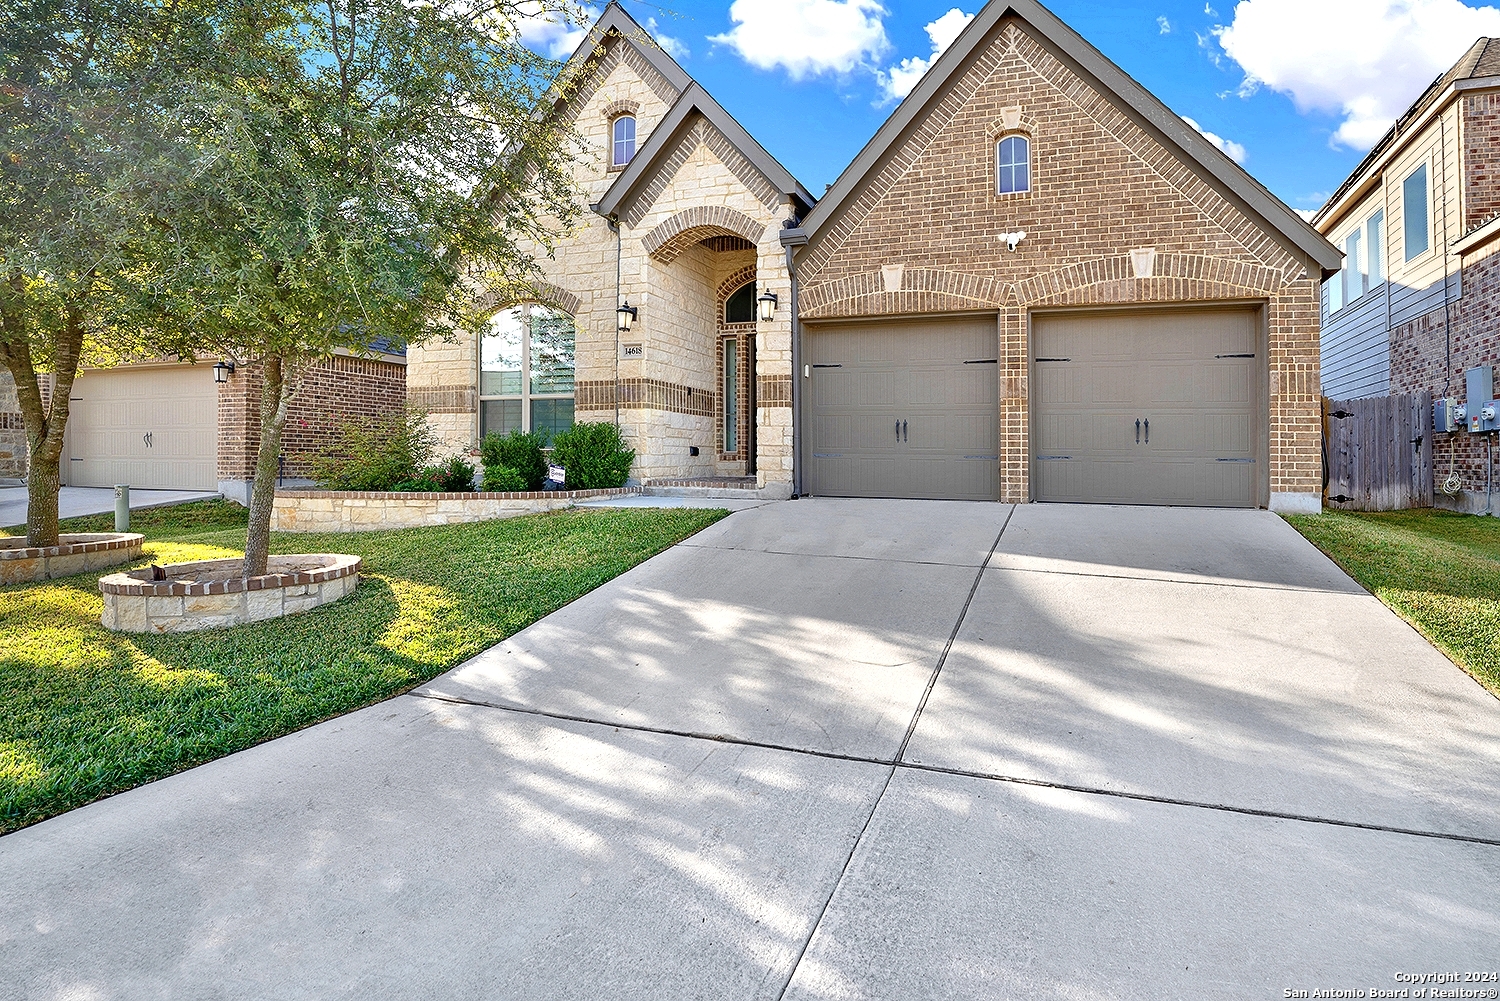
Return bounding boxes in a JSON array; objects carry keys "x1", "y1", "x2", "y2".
[{"x1": 803, "y1": 307, "x2": 1261, "y2": 507}]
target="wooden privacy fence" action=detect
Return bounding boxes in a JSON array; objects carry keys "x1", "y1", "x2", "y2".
[{"x1": 1323, "y1": 392, "x2": 1434, "y2": 511}]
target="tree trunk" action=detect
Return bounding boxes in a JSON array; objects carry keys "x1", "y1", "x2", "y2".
[
  {"x1": 243, "y1": 353, "x2": 294, "y2": 577},
  {"x1": 0, "y1": 285, "x2": 85, "y2": 547}
]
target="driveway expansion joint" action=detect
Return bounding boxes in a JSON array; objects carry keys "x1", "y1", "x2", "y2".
[{"x1": 403, "y1": 690, "x2": 1500, "y2": 850}]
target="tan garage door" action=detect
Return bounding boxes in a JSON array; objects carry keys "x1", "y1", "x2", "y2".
[
  {"x1": 1032, "y1": 307, "x2": 1260, "y2": 507},
  {"x1": 804, "y1": 317, "x2": 1000, "y2": 501},
  {"x1": 66, "y1": 366, "x2": 218, "y2": 490}
]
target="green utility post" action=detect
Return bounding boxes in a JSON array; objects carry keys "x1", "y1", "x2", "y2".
[{"x1": 114, "y1": 484, "x2": 130, "y2": 532}]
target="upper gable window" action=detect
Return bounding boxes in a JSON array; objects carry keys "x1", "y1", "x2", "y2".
[
  {"x1": 997, "y1": 134, "x2": 1030, "y2": 195},
  {"x1": 612, "y1": 116, "x2": 636, "y2": 167}
]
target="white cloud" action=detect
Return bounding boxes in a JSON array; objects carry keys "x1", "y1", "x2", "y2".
[
  {"x1": 514, "y1": 3, "x2": 598, "y2": 59},
  {"x1": 1157, "y1": 15, "x2": 1172, "y2": 34},
  {"x1": 645, "y1": 17, "x2": 689, "y2": 60},
  {"x1": 1295, "y1": 208, "x2": 1319, "y2": 221},
  {"x1": 709, "y1": 0, "x2": 890, "y2": 79},
  {"x1": 1182, "y1": 115, "x2": 1248, "y2": 163},
  {"x1": 876, "y1": 7, "x2": 974, "y2": 102},
  {"x1": 1215, "y1": 0, "x2": 1500, "y2": 149}
]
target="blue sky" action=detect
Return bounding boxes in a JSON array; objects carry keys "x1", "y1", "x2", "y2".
[{"x1": 528, "y1": 0, "x2": 1500, "y2": 217}]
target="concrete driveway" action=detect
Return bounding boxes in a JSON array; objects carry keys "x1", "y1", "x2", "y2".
[
  {"x1": 3, "y1": 500, "x2": 1498, "y2": 999},
  {"x1": 0, "y1": 485, "x2": 220, "y2": 529}
]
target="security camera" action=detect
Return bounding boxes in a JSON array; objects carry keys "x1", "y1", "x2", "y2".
[{"x1": 1002, "y1": 230, "x2": 1027, "y2": 252}]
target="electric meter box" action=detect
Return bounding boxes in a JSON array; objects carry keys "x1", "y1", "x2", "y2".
[
  {"x1": 1467, "y1": 366, "x2": 1494, "y2": 432},
  {"x1": 1435, "y1": 397, "x2": 1461, "y2": 432}
]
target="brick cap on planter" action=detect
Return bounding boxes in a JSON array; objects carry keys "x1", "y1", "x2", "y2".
[
  {"x1": 275, "y1": 487, "x2": 640, "y2": 501},
  {"x1": 1, "y1": 533, "x2": 145, "y2": 561},
  {"x1": 99, "y1": 553, "x2": 361, "y2": 598}
]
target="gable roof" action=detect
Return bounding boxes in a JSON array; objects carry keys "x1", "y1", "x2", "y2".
[
  {"x1": 1314, "y1": 38, "x2": 1500, "y2": 230},
  {"x1": 549, "y1": 3, "x2": 814, "y2": 223},
  {"x1": 551, "y1": 2, "x2": 691, "y2": 110},
  {"x1": 789, "y1": 0, "x2": 1341, "y2": 273},
  {"x1": 595, "y1": 81, "x2": 817, "y2": 221}
]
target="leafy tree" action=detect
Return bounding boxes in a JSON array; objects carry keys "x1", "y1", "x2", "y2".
[
  {"x1": 155, "y1": 0, "x2": 586, "y2": 575},
  {"x1": 0, "y1": 1, "x2": 214, "y2": 545}
]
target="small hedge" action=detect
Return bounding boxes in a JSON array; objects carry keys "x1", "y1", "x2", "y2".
[
  {"x1": 481, "y1": 465, "x2": 528, "y2": 492},
  {"x1": 551, "y1": 421, "x2": 634, "y2": 489},
  {"x1": 308, "y1": 408, "x2": 438, "y2": 491},
  {"x1": 393, "y1": 455, "x2": 476, "y2": 492},
  {"x1": 480, "y1": 430, "x2": 548, "y2": 491}
]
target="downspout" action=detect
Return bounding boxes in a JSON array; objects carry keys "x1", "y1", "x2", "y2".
[
  {"x1": 780, "y1": 223, "x2": 809, "y2": 497},
  {"x1": 1440, "y1": 111, "x2": 1454, "y2": 399},
  {"x1": 592, "y1": 202, "x2": 623, "y2": 429}
]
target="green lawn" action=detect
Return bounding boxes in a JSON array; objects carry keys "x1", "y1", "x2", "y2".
[
  {"x1": 1, "y1": 501, "x2": 727, "y2": 835},
  {"x1": 1285, "y1": 508, "x2": 1500, "y2": 698}
]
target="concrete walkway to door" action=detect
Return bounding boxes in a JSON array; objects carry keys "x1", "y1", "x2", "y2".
[{"x1": 2, "y1": 500, "x2": 1498, "y2": 999}]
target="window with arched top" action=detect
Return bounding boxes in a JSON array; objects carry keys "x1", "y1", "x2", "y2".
[
  {"x1": 723, "y1": 281, "x2": 756, "y2": 324},
  {"x1": 996, "y1": 134, "x2": 1030, "y2": 194},
  {"x1": 612, "y1": 116, "x2": 636, "y2": 167}
]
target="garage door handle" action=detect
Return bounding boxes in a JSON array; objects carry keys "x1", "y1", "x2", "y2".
[
  {"x1": 1135, "y1": 418, "x2": 1141, "y2": 444},
  {"x1": 902, "y1": 419, "x2": 908, "y2": 442},
  {"x1": 1143, "y1": 418, "x2": 1149, "y2": 445},
  {"x1": 895, "y1": 419, "x2": 900, "y2": 441}
]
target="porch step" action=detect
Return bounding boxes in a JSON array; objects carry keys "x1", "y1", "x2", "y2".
[{"x1": 641, "y1": 476, "x2": 765, "y2": 499}]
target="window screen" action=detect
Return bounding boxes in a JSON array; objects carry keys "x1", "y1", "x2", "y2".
[
  {"x1": 612, "y1": 116, "x2": 636, "y2": 167},
  {"x1": 997, "y1": 135, "x2": 1030, "y2": 194},
  {"x1": 1367, "y1": 210, "x2": 1384, "y2": 286},
  {"x1": 1403, "y1": 164, "x2": 1429, "y2": 261}
]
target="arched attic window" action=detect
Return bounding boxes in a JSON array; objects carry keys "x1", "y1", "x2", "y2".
[
  {"x1": 996, "y1": 134, "x2": 1030, "y2": 194},
  {"x1": 724, "y1": 281, "x2": 756, "y2": 323},
  {"x1": 612, "y1": 115, "x2": 637, "y2": 167}
]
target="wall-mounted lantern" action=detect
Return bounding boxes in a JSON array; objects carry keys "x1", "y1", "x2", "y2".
[
  {"x1": 757, "y1": 289, "x2": 779, "y2": 323},
  {"x1": 616, "y1": 300, "x2": 638, "y2": 332},
  {"x1": 212, "y1": 360, "x2": 235, "y2": 384}
]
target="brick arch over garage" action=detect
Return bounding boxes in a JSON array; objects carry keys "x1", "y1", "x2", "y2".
[
  {"x1": 643, "y1": 206, "x2": 766, "y2": 264},
  {"x1": 1015, "y1": 253, "x2": 1287, "y2": 308},
  {"x1": 475, "y1": 281, "x2": 582, "y2": 317}
]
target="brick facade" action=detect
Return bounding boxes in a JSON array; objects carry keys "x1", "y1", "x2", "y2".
[
  {"x1": 795, "y1": 17, "x2": 1323, "y2": 506},
  {"x1": 1390, "y1": 243, "x2": 1500, "y2": 504},
  {"x1": 1464, "y1": 92, "x2": 1500, "y2": 232},
  {"x1": 216, "y1": 355, "x2": 408, "y2": 495}
]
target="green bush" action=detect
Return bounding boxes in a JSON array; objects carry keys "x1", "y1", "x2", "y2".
[
  {"x1": 479, "y1": 430, "x2": 548, "y2": 490},
  {"x1": 307, "y1": 408, "x2": 437, "y2": 491},
  {"x1": 437, "y1": 454, "x2": 477, "y2": 491},
  {"x1": 481, "y1": 465, "x2": 528, "y2": 492},
  {"x1": 550, "y1": 421, "x2": 634, "y2": 489},
  {"x1": 393, "y1": 455, "x2": 475, "y2": 492}
]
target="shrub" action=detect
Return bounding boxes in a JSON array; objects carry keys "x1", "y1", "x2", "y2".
[
  {"x1": 481, "y1": 465, "x2": 528, "y2": 492},
  {"x1": 550, "y1": 421, "x2": 634, "y2": 489},
  {"x1": 479, "y1": 429, "x2": 548, "y2": 490},
  {"x1": 393, "y1": 455, "x2": 475, "y2": 493},
  {"x1": 307, "y1": 408, "x2": 437, "y2": 491},
  {"x1": 437, "y1": 454, "x2": 477, "y2": 491}
]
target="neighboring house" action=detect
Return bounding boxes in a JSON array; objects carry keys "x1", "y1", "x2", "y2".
[
  {"x1": 408, "y1": 0, "x2": 1337, "y2": 509},
  {"x1": 1314, "y1": 38, "x2": 1500, "y2": 511},
  {"x1": 0, "y1": 353, "x2": 406, "y2": 503}
]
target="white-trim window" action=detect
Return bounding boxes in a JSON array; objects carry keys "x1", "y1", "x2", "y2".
[
  {"x1": 480, "y1": 304, "x2": 576, "y2": 439},
  {"x1": 996, "y1": 134, "x2": 1030, "y2": 194},
  {"x1": 612, "y1": 115, "x2": 636, "y2": 167},
  {"x1": 1403, "y1": 163, "x2": 1430, "y2": 261},
  {"x1": 1343, "y1": 227, "x2": 1364, "y2": 304},
  {"x1": 1367, "y1": 209, "x2": 1385, "y2": 287}
]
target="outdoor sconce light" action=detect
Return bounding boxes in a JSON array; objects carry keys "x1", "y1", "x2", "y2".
[
  {"x1": 757, "y1": 289, "x2": 778, "y2": 322},
  {"x1": 616, "y1": 300, "x2": 638, "y2": 332},
  {"x1": 212, "y1": 360, "x2": 235, "y2": 384}
]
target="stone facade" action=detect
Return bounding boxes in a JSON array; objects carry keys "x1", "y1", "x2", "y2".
[
  {"x1": 404, "y1": 17, "x2": 798, "y2": 495},
  {"x1": 0, "y1": 370, "x2": 25, "y2": 481},
  {"x1": 216, "y1": 354, "x2": 408, "y2": 503},
  {"x1": 271, "y1": 487, "x2": 638, "y2": 532},
  {"x1": 794, "y1": 17, "x2": 1325, "y2": 508}
]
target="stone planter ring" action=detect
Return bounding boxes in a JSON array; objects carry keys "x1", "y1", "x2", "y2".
[
  {"x1": 1, "y1": 533, "x2": 145, "y2": 585},
  {"x1": 99, "y1": 554, "x2": 361, "y2": 632}
]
